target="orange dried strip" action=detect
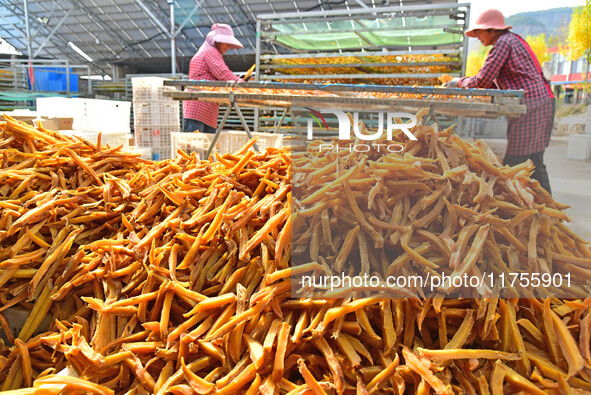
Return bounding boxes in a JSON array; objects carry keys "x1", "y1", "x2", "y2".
[
  {"x1": 366, "y1": 354, "x2": 399, "y2": 392},
  {"x1": 215, "y1": 364, "x2": 257, "y2": 395},
  {"x1": 272, "y1": 322, "x2": 291, "y2": 382},
  {"x1": 402, "y1": 347, "x2": 451, "y2": 395},
  {"x1": 33, "y1": 375, "x2": 114, "y2": 395},
  {"x1": 418, "y1": 348, "x2": 521, "y2": 360},
  {"x1": 297, "y1": 359, "x2": 327, "y2": 395}
]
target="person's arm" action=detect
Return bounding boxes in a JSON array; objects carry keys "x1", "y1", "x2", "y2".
[
  {"x1": 459, "y1": 36, "x2": 512, "y2": 89},
  {"x1": 203, "y1": 47, "x2": 243, "y2": 82}
]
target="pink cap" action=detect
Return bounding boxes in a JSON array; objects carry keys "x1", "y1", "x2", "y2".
[
  {"x1": 205, "y1": 23, "x2": 243, "y2": 49},
  {"x1": 465, "y1": 9, "x2": 512, "y2": 38}
]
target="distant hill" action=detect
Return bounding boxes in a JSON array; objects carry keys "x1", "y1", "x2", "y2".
[{"x1": 506, "y1": 7, "x2": 574, "y2": 40}]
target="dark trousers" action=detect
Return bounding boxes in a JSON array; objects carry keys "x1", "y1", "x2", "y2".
[
  {"x1": 503, "y1": 151, "x2": 551, "y2": 195},
  {"x1": 183, "y1": 118, "x2": 216, "y2": 134}
]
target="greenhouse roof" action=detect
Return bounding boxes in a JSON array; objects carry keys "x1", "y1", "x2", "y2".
[{"x1": 0, "y1": 0, "x2": 462, "y2": 74}]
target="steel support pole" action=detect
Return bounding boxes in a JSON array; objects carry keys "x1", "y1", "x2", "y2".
[
  {"x1": 170, "y1": 0, "x2": 176, "y2": 75},
  {"x1": 207, "y1": 103, "x2": 233, "y2": 159},
  {"x1": 459, "y1": 4, "x2": 470, "y2": 134},
  {"x1": 23, "y1": 0, "x2": 32, "y2": 59},
  {"x1": 255, "y1": 18, "x2": 261, "y2": 132},
  {"x1": 461, "y1": 5, "x2": 470, "y2": 77},
  {"x1": 33, "y1": 8, "x2": 73, "y2": 58},
  {"x1": 23, "y1": 0, "x2": 34, "y2": 91},
  {"x1": 66, "y1": 60, "x2": 70, "y2": 97},
  {"x1": 255, "y1": 19, "x2": 261, "y2": 82},
  {"x1": 88, "y1": 66, "x2": 92, "y2": 96},
  {"x1": 233, "y1": 103, "x2": 259, "y2": 151},
  {"x1": 136, "y1": 0, "x2": 169, "y2": 35},
  {"x1": 272, "y1": 108, "x2": 288, "y2": 134},
  {"x1": 173, "y1": 0, "x2": 204, "y2": 37},
  {"x1": 289, "y1": 107, "x2": 307, "y2": 148}
]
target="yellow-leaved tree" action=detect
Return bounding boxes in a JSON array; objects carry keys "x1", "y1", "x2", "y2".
[
  {"x1": 466, "y1": 36, "x2": 549, "y2": 78},
  {"x1": 565, "y1": 0, "x2": 591, "y2": 82},
  {"x1": 525, "y1": 34, "x2": 551, "y2": 66},
  {"x1": 466, "y1": 45, "x2": 490, "y2": 77}
]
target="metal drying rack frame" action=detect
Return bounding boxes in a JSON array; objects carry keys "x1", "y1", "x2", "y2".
[
  {"x1": 255, "y1": 3, "x2": 472, "y2": 81},
  {"x1": 164, "y1": 80, "x2": 526, "y2": 156}
]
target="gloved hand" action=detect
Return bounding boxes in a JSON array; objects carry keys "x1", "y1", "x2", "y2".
[{"x1": 443, "y1": 77, "x2": 461, "y2": 88}]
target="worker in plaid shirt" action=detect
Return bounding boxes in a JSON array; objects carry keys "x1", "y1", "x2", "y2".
[
  {"x1": 447, "y1": 9, "x2": 555, "y2": 194},
  {"x1": 183, "y1": 24, "x2": 244, "y2": 134}
]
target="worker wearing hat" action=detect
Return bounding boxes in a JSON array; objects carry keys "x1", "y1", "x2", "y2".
[
  {"x1": 183, "y1": 23, "x2": 244, "y2": 134},
  {"x1": 446, "y1": 9, "x2": 555, "y2": 194}
]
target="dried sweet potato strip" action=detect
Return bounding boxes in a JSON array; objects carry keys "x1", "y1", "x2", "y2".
[
  {"x1": 548, "y1": 301, "x2": 585, "y2": 379},
  {"x1": 494, "y1": 361, "x2": 546, "y2": 395},
  {"x1": 18, "y1": 286, "x2": 53, "y2": 342},
  {"x1": 419, "y1": 348, "x2": 521, "y2": 360},
  {"x1": 3, "y1": 106, "x2": 591, "y2": 395},
  {"x1": 205, "y1": 290, "x2": 273, "y2": 341},
  {"x1": 215, "y1": 363, "x2": 256, "y2": 395},
  {"x1": 448, "y1": 222, "x2": 478, "y2": 267},
  {"x1": 402, "y1": 347, "x2": 451, "y2": 395},
  {"x1": 0, "y1": 249, "x2": 47, "y2": 269},
  {"x1": 366, "y1": 353, "x2": 399, "y2": 392},
  {"x1": 444, "y1": 309, "x2": 475, "y2": 350},
  {"x1": 297, "y1": 359, "x2": 327, "y2": 395},
  {"x1": 180, "y1": 357, "x2": 214, "y2": 394},
  {"x1": 61, "y1": 147, "x2": 104, "y2": 185},
  {"x1": 317, "y1": 298, "x2": 384, "y2": 335},
  {"x1": 314, "y1": 337, "x2": 345, "y2": 394},
  {"x1": 528, "y1": 213, "x2": 540, "y2": 267},
  {"x1": 33, "y1": 374, "x2": 114, "y2": 394},
  {"x1": 30, "y1": 228, "x2": 82, "y2": 297},
  {"x1": 244, "y1": 374, "x2": 262, "y2": 395},
  {"x1": 517, "y1": 319, "x2": 545, "y2": 346},
  {"x1": 183, "y1": 293, "x2": 236, "y2": 317},
  {"x1": 302, "y1": 158, "x2": 366, "y2": 205},
  {"x1": 401, "y1": 242, "x2": 439, "y2": 269},
  {"x1": 334, "y1": 225, "x2": 360, "y2": 272},
  {"x1": 552, "y1": 252, "x2": 591, "y2": 267},
  {"x1": 579, "y1": 311, "x2": 591, "y2": 365},
  {"x1": 378, "y1": 308, "x2": 396, "y2": 355},
  {"x1": 273, "y1": 322, "x2": 291, "y2": 382},
  {"x1": 240, "y1": 207, "x2": 288, "y2": 260},
  {"x1": 14, "y1": 340, "x2": 32, "y2": 387}
]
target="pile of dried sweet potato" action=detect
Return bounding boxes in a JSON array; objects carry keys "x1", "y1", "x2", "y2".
[{"x1": 0, "y1": 113, "x2": 590, "y2": 394}]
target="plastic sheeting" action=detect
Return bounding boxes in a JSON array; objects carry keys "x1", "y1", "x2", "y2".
[{"x1": 272, "y1": 15, "x2": 463, "y2": 50}]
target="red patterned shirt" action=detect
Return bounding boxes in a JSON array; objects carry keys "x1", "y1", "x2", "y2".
[
  {"x1": 460, "y1": 31, "x2": 554, "y2": 156},
  {"x1": 182, "y1": 42, "x2": 243, "y2": 128}
]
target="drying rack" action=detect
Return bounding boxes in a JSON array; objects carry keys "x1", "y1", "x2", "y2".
[
  {"x1": 256, "y1": 3, "x2": 471, "y2": 82},
  {"x1": 164, "y1": 80, "x2": 526, "y2": 157}
]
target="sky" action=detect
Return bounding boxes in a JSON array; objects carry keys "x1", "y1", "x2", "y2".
[
  {"x1": 0, "y1": 38, "x2": 21, "y2": 55},
  {"x1": 468, "y1": 0, "x2": 585, "y2": 20}
]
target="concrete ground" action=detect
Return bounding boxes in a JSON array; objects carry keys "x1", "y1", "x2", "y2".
[{"x1": 546, "y1": 137, "x2": 591, "y2": 242}]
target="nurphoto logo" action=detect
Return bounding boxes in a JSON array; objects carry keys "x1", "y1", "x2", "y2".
[{"x1": 298, "y1": 108, "x2": 418, "y2": 153}]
